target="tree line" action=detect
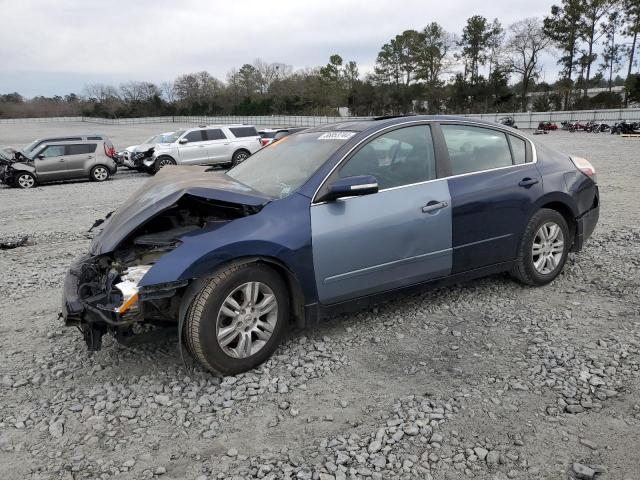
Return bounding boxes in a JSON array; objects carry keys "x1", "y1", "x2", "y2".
[{"x1": 1, "y1": 0, "x2": 639, "y2": 119}]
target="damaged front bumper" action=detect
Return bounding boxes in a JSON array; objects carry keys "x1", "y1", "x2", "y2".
[{"x1": 61, "y1": 254, "x2": 186, "y2": 351}]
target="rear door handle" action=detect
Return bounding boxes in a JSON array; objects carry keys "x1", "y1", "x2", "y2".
[
  {"x1": 518, "y1": 178, "x2": 539, "y2": 187},
  {"x1": 422, "y1": 200, "x2": 448, "y2": 213}
]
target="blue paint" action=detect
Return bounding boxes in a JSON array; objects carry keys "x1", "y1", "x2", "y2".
[{"x1": 310, "y1": 179, "x2": 452, "y2": 303}]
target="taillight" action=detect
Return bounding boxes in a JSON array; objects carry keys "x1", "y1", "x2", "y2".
[
  {"x1": 260, "y1": 139, "x2": 270, "y2": 146},
  {"x1": 571, "y1": 156, "x2": 596, "y2": 182}
]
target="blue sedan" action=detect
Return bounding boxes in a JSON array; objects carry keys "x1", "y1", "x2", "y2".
[{"x1": 62, "y1": 116, "x2": 599, "y2": 374}]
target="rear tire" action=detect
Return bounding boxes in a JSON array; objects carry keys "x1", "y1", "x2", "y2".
[
  {"x1": 15, "y1": 172, "x2": 36, "y2": 189},
  {"x1": 90, "y1": 165, "x2": 110, "y2": 182},
  {"x1": 510, "y1": 208, "x2": 570, "y2": 286},
  {"x1": 231, "y1": 150, "x2": 250, "y2": 166},
  {"x1": 184, "y1": 263, "x2": 288, "y2": 375}
]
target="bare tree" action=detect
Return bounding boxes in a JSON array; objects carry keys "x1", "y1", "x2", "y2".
[
  {"x1": 119, "y1": 81, "x2": 160, "y2": 103},
  {"x1": 505, "y1": 18, "x2": 551, "y2": 111},
  {"x1": 83, "y1": 83, "x2": 120, "y2": 102},
  {"x1": 160, "y1": 81, "x2": 176, "y2": 103}
]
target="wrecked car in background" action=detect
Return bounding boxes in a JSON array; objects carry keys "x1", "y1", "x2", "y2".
[
  {"x1": 61, "y1": 116, "x2": 599, "y2": 375},
  {"x1": 0, "y1": 138, "x2": 118, "y2": 188},
  {"x1": 120, "y1": 132, "x2": 178, "y2": 171}
]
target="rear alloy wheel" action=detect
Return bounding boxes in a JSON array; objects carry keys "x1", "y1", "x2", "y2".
[
  {"x1": 16, "y1": 172, "x2": 36, "y2": 189},
  {"x1": 231, "y1": 150, "x2": 250, "y2": 166},
  {"x1": 90, "y1": 165, "x2": 110, "y2": 182},
  {"x1": 184, "y1": 263, "x2": 288, "y2": 375},
  {"x1": 511, "y1": 208, "x2": 570, "y2": 286}
]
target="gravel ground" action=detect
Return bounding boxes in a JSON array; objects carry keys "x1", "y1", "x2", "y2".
[{"x1": 0, "y1": 127, "x2": 638, "y2": 480}]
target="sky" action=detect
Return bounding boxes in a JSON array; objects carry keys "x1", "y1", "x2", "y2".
[{"x1": 0, "y1": 0, "x2": 562, "y2": 98}]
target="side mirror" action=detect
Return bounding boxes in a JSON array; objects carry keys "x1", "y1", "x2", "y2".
[
  {"x1": 37, "y1": 154, "x2": 45, "y2": 160},
  {"x1": 317, "y1": 175, "x2": 379, "y2": 202},
  {"x1": 179, "y1": 138, "x2": 188, "y2": 144}
]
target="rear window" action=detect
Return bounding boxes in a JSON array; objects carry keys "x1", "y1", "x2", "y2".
[
  {"x1": 206, "y1": 129, "x2": 227, "y2": 140},
  {"x1": 274, "y1": 131, "x2": 290, "y2": 140},
  {"x1": 67, "y1": 144, "x2": 97, "y2": 155},
  {"x1": 229, "y1": 127, "x2": 258, "y2": 138},
  {"x1": 259, "y1": 131, "x2": 277, "y2": 139}
]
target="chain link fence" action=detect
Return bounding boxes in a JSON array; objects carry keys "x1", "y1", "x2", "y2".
[{"x1": 1, "y1": 109, "x2": 638, "y2": 128}]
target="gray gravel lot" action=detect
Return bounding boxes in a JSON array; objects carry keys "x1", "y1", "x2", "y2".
[{"x1": 0, "y1": 125, "x2": 639, "y2": 480}]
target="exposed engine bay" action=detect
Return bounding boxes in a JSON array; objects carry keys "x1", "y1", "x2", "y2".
[
  {"x1": 0, "y1": 148, "x2": 32, "y2": 185},
  {"x1": 64, "y1": 194, "x2": 261, "y2": 350}
]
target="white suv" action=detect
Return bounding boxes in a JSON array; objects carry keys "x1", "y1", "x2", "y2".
[{"x1": 143, "y1": 124, "x2": 261, "y2": 173}]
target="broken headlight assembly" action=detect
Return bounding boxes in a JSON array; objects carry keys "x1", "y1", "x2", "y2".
[{"x1": 113, "y1": 265, "x2": 152, "y2": 314}]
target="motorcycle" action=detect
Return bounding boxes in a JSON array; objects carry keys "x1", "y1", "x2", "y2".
[
  {"x1": 610, "y1": 121, "x2": 640, "y2": 134},
  {"x1": 499, "y1": 116, "x2": 518, "y2": 128},
  {"x1": 537, "y1": 121, "x2": 558, "y2": 132}
]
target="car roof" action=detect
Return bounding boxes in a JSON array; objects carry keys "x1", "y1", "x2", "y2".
[
  {"x1": 304, "y1": 115, "x2": 510, "y2": 134},
  {"x1": 33, "y1": 134, "x2": 106, "y2": 142}
]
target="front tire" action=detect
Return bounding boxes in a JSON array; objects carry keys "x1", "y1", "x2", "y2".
[
  {"x1": 184, "y1": 263, "x2": 289, "y2": 375},
  {"x1": 15, "y1": 172, "x2": 36, "y2": 189},
  {"x1": 90, "y1": 165, "x2": 110, "y2": 182},
  {"x1": 154, "y1": 156, "x2": 176, "y2": 173},
  {"x1": 511, "y1": 209, "x2": 570, "y2": 286}
]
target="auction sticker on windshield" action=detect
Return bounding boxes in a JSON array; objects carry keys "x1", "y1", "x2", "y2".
[{"x1": 318, "y1": 132, "x2": 356, "y2": 140}]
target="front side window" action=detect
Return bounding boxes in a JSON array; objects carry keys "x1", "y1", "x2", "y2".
[
  {"x1": 66, "y1": 144, "x2": 97, "y2": 155},
  {"x1": 339, "y1": 125, "x2": 436, "y2": 190},
  {"x1": 228, "y1": 131, "x2": 353, "y2": 198},
  {"x1": 442, "y1": 125, "x2": 514, "y2": 175},
  {"x1": 39, "y1": 145, "x2": 66, "y2": 158},
  {"x1": 206, "y1": 129, "x2": 226, "y2": 140},
  {"x1": 183, "y1": 130, "x2": 204, "y2": 142}
]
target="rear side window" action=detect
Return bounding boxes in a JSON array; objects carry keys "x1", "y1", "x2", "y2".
[
  {"x1": 509, "y1": 135, "x2": 527, "y2": 164},
  {"x1": 441, "y1": 125, "x2": 513, "y2": 175},
  {"x1": 66, "y1": 144, "x2": 97, "y2": 155},
  {"x1": 205, "y1": 129, "x2": 226, "y2": 140},
  {"x1": 184, "y1": 130, "x2": 204, "y2": 142},
  {"x1": 229, "y1": 127, "x2": 258, "y2": 138},
  {"x1": 260, "y1": 131, "x2": 276, "y2": 138},
  {"x1": 339, "y1": 125, "x2": 436, "y2": 190},
  {"x1": 87, "y1": 136, "x2": 103, "y2": 141}
]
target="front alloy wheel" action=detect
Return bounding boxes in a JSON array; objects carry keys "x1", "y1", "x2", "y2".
[
  {"x1": 184, "y1": 263, "x2": 288, "y2": 374},
  {"x1": 216, "y1": 281, "x2": 278, "y2": 358},
  {"x1": 16, "y1": 172, "x2": 36, "y2": 189}
]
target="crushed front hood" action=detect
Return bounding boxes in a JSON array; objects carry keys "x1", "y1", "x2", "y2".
[{"x1": 90, "y1": 166, "x2": 270, "y2": 255}]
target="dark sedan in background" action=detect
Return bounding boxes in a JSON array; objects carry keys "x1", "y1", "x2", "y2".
[{"x1": 62, "y1": 115, "x2": 599, "y2": 374}]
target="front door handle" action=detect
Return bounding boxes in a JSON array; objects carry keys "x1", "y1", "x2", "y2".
[
  {"x1": 518, "y1": 177, "x2": 539, "y2": 187},
  {"x1": 422, "y1": 200, "x2": 448, "y2": 214},
  {"x1": 58, "y1": 159, "x2": 65, "y2": 162}
]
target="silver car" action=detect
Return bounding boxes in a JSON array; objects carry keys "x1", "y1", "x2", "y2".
[
  {"x1": 121, "y1": 132, "x2": 177, "y2": 170},
  {"x1": 142, "y1": 124, "x2": 262, "y2": 173},
  {"x1": 0, "y1": 138, "x2": 118, "y2": 188}
]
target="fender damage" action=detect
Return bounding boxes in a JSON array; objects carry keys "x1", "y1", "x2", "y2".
[{"x1": 62, "y1": 166, "x2": 271, "y2": 350}]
